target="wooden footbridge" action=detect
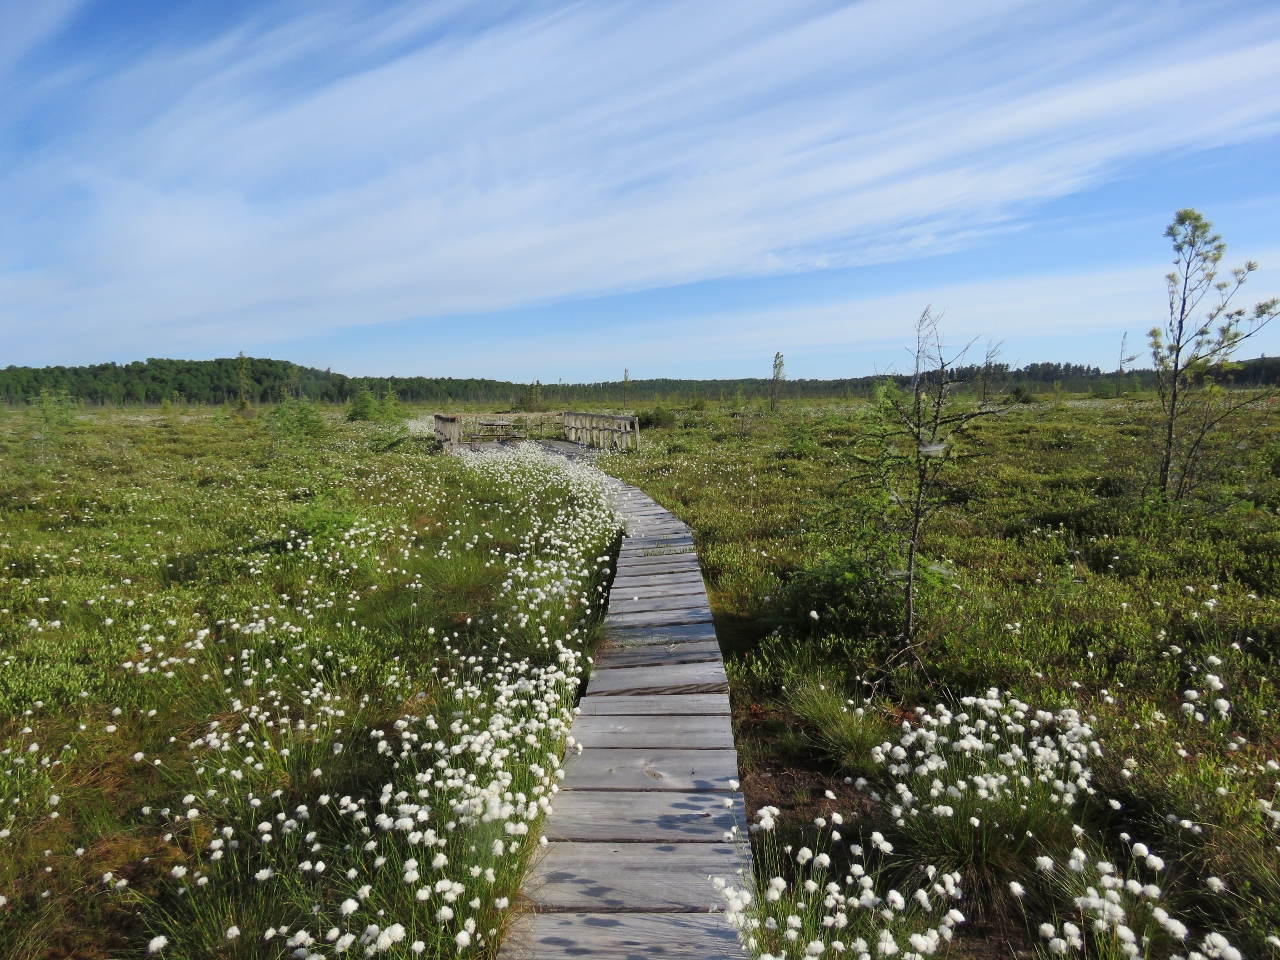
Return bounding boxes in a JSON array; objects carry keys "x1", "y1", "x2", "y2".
[
  {"x1": 499, "y1": 481, "x2": 744, "y2": 959},
  {"x1": 434, "y1": 412, "x2": 641, "y2": 451}
]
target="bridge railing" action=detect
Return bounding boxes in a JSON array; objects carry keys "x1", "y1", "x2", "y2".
[
  {"x1": 563, "y1": 412, "x2": 641, "y2": 451},
  {"x1": 433, "y1": 412, "x2": 640, "y2": 451}
]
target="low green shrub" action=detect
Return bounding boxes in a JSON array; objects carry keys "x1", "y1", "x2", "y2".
[{"x1": 637, "y1": 406, "x2": 676, "y2": 429}]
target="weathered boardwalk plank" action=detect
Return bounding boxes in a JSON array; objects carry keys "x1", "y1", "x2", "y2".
[
  {"x1": 577, "y1": 693, "x2": 730, "y2": 716},
  {"x1": 606, "y1": 623, "x2": 719, "y2": 646},
  {"x1": 621, "y1": 534, "x2": 695, "y2": 548},
  {"x1": 607, "y1": 593, "x2": 709, "y2": 615},
  {"x1": 613, "y1": 559, "x2": 703, "y2": 577},
  {"x1": 611, "y1": 570, "x2": 705, "y2": 588},
  {"x1": 545, "y1": 790, "x2": 744, "y2": 842},
  {"x1": 609, "y1": 589, "x2": 708, "y2": 607},
  {"x1": 593, "y1": 641, "x2": 722, "y2": 669},
  {"x1": 502, "y1": 912, "x2": 739, "y2": 959},
  {"x1": 525, "y1": 842, "x2": 739, "y2": 912},
  {"x1": 586, "y1": 659, "x2": 728, "y2": 696},
  {"x1": 605, "y1": 607, "x2": 715, "y2": 629},
  {"x1": 609, "y1": 581, "x2": 707, "y2": 600},
  {"x1": 571, "y1": 713, "x2": 734, "y2": 749},
  {"x1": 562, "y1": 748, "x2": 739, "y2": 792}
]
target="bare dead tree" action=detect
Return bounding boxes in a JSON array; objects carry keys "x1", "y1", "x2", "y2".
[{"x1": 857, "y1": 308, "x2": 1003, "y2": 651}]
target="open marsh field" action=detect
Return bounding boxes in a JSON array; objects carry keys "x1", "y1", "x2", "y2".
[
  {"x1": 0, "y1": 408, "x2": 619, "y2": 958},
  {"x1": 2, "y1": 394, "x2": 1279, "y2": 960},
  {"x1": 601, "y1": 395, "x2": 1280, "y2": 960}
]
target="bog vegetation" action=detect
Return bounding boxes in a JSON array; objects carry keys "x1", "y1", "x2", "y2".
[
  {"x1": 4, "y1": 391, "x2": 1279, "y2": 960},
  {"x1": 603, "y1": 375, "x2": 1280, "y2": 960},
  {"x1": 0, "y1": 406, "x2": 620, "y2": 958}
]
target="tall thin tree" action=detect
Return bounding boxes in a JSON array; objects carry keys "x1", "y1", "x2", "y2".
[
  {"x1": 1149, "y1": 209, "x2": 1278, "y2": 498},
  {"x1": 770, "y1": 352, "x2": 785, "y2": 412},
  {"x1": 235, "y1": 352, "x2": 252, "y2": 412}
]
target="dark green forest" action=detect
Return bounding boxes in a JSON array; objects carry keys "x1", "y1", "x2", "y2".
[{"x1": 4, "y1": 355, "x2": 1280, "y2": 407}]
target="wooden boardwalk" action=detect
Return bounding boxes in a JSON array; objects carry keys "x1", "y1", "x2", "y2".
[{"x1": 499, "y1": 482, "x2": 743, "y2": 959}]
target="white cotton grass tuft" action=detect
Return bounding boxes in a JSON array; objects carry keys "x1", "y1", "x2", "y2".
[
  {"x1": 11, "y1": 444, "x2": 624, "y2": 959},
  {"x1": 722, "y1": 805, "x2": 965, "y2": 960}
]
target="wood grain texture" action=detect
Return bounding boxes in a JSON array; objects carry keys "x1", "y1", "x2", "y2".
[
  {"x1": 624, "y1": 518, "x2": 688, "y2": 529},
  {"x1": 499, "y1": 911, "x2": 739, "y2": 960},
  {"x1": 608, "y1": 579, "x2": 707, "y2": 598},
  {"x1": 545, "y1": 790, "x2": 744, "y2": 842},
  {"x1": 611, "y1": 570, "x2": 705, "y2": 588},
  {"x1": 604, "y1": 608, "x2": 715, "y2": 629},
  {"x1": 577, "y1": 693, "x2": 730, "y2": 716},
  {"x1": 587, "y1": 659, "x2": 727, "y2": 695},
  {"x1": 612, "y1": 559, "x2": 703, "y2": 577},
  {"x1": 593, "y1": 641, "x2": 722, "y2": 669},
  {"x1": 622, "y1": 547, "x2": 701, "y2": 563},
  {"x1": 525, "y1": 842, "x2": 740, "y2": 912},
  {"x1": 562, "y1": 748, "x2": 738, "y2": 792},
  {"x1": 607, "y1": 594, "x2": 710, "y2": 615},
  {"x1": 605, "y1": 623, "x2": 719, "y2": 646},
  {"x1": 570, "y1": 712, "x2": 734, "y2": 749},
  {"x1": 608, "y1": 587, "x2": 707, "y2": 605}
]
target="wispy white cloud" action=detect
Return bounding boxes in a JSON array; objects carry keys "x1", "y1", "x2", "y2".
[
  {"x1": 3, "y1": 0, "x2": 1280, "y2": 366},
  {"x1": 281, "y1": 251, "x2": 1280, "y2": 381}
]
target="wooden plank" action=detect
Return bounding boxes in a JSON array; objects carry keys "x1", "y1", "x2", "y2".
[
  {"x1": 623, "y1": 528, "x2": 687, "y2": 538},
  {"x1": 594, "y1": 641, "x2": 721, "y2": 669},
  {"x1": 620, "y1": 537, "x2": 694, "y2": 551},
  {"x1": 606, "y1": 622, "x2": 719, "y2": 646},
  {"x1": 615, "y1": 549, "x2": 698, "y2": 562},
  {"x1": 616, "y1": 542, "x2": 696, "y2": 555},
  {"x1": 586, "y1": 659, "x2": 727, "y2": 696},
  {"x1": 612, "y1": 570, "x2": 705, "y2": 588},
  {"x1": 607, "y1": 594, "x2": 710, "y2": 615},
  {"x1": 609, "y1": 583, "x2": 705, "y2": 600},
  {"x1": 499, "y1": 911, "x2": 739, "y2": 960},
  {"x1": 562, "y1": 748, "x2": 738, "y2": 792},
  {"x1": 578, "y1": 693, "x2": 730, "y2": 716},
  {"x1": 613, "y1": 558, "x2": 703, "y2": 576},
  {"x1": 545, "y1": 790, "x2": 744, "y2": 842},
  {"x1": 605, "y1": 608, "x2": 715, "y2": 629},
  {"x1": 609, "y1": 570, "x2": 703, "y2": 585},
  {"x1": 613, "y1": 563, "x2": 703, "y2": 578},
  {"x1": 525, "y1": 842, "x2": 740, "y2": 912},
  {"x1": 571, "y1": 713, "x2": 733, "y2": 749},
  {"x1": 609, "y1": 579, "x2": 706, "y2": 598},
  {"x1": 609, "y1": 584, "x2": 706, "y2": 602},
  {"x1": 624, "y1": 529, "x2": 690, "y2": 542}
]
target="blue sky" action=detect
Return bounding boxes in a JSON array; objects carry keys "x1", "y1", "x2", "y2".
[{"x1": 3, "y1": 0, "x2": 1280, "y2": 381}]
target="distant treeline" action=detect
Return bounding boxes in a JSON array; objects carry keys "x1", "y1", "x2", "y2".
[{"x1": 4, "y1": 356, "x2": 1280, "y2": 407}]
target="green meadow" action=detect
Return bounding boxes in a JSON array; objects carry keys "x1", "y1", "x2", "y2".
[
  {"x1": 2, "y1": 387, "x2": 1278, "y2": 959},
  {"x1": 603, "y1": 392, "x2": 1280, "y2": 958}
]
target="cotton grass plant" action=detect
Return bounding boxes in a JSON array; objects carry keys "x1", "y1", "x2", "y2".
[
  {"x1": 720, "y1": 803, "x2": 966, "y2": 960},
  {"x1": 0, "y1": 412, "x2": 621, "y2": 958}
]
